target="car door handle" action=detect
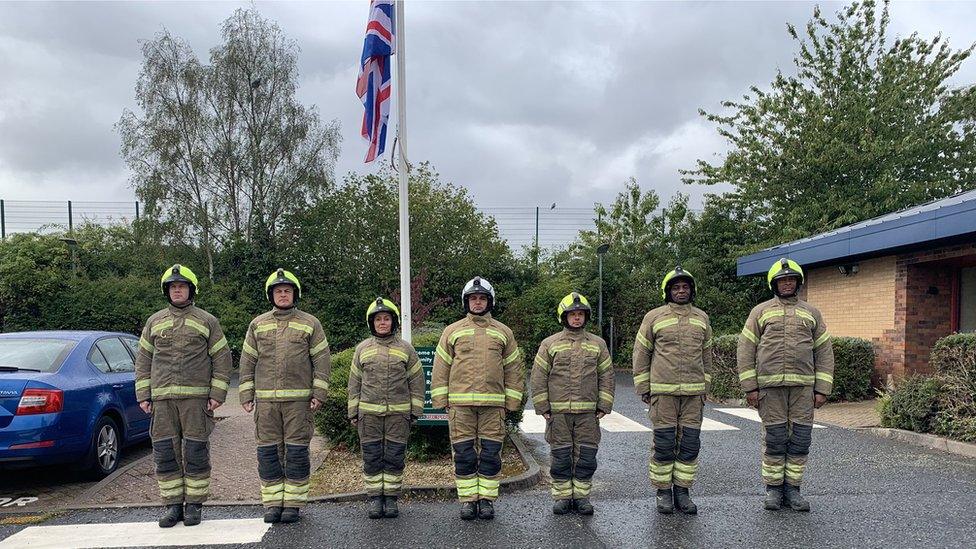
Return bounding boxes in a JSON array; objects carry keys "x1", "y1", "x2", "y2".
[{"x1": 112, "y1": 384, "x2": 125, "y2": 389}]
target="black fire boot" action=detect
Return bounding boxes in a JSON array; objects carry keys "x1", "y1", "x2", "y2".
[
  {"x1": 656, "y1": 489, "x2": 674, "y2": 514},
  {"x1": 279, "y1": 507, "x2": 300, "y2": 523},
  {"x1": 368, "y1": 496, "x2": 385, "y2": 519},
  {"x1": 183, "y1": 503, "x2": 202, "y2": 526},
  {"x1": 552, "y1": 499, "x2": 572, "y2": 515},
  {"x1": 575, "y1": 498, "x2": 594, "y2": 515},
  {"x1": 478, "y1": 499, "x2": 495, "y2": 520},
  {"x1": 263, "y1": 507, "x2": 282, "y2": 523},
  {"x1": 460, "y1": 501, "x2": 478, "y2": 520},
  {"x1": 764, "y1": 484, "x2": 784, "y2": 511},
  {"x1": 383, "y1": 496, "x2": 399, "y2": 518},
  {"x1": 673, "y1": 486, "x2": 698, "y2": 515},
  {"x1": 158, "y1": 504, "x2": 183, "y2": 528},
  {"x1": 783, "y1": 483, "x2": 811, "y2": 512}
]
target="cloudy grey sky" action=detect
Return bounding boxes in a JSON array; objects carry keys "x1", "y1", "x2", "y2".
[{"x1": 1, "y1": 0, "x2": 975, "y2": 222}]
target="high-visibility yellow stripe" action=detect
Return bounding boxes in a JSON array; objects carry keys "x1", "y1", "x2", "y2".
[
  {"x1": 209, "y1": 336, "x2": 228, "y2": 356},
  {"x1": 139, "y1": 337, "x2": 155, "y2": 354},
  {"x1": 505, "y1": 388, "x2": 523, "y2": 400},
  {"x1": 599, "y1": 391, "x2": 614, "y2": 404},
  {"x1": 135, "y1": 379, "x2": 151, "y2": 391},
  {"x1": 313, "y1": 378, "x2": 329, "y2": 390},
  {"x1": 486, "y1": 328, "x2": 508, "y2": 345},
  {"x1": 254, "y1": 388, "x2": 312, "y2": 399},
  {"x1": 704, "y1": 337, "x2": 714, "y2": 348},
  {"x1": 571, "y1": 479, "x2": 592, "y2": 496},
  {"x1": 636, "y1": 332, "x2": 653, "y2": 350},
  {"x1": 598, "y1": 357, "x2": 613, "y2": 372},
  {"x1": 649, "y1": 382, "x2": 706, "y2": 394},
  {"x1": 532, "y1": 391, "x2": 548, "y2": 404},
  {"x1": 242, "y1": 342, "x2": 258, "y2": 357},
  {"x1": 757, "y1": 373, "x2": 816, "y2": 385},
  {"x1": 815, "y1": 331, "x2": 831, "y2": 348},
  {"x1": 347, "y1": 397, "x2": 360, "y2": 409},
  {"x1": 239, "y1": 381, "x2": 254, "y2": 392},
  {"x1": 759, "y1": 309, "x2": 784, "y2": 327},
  {"x1": 449, "y1": 328, "x2": 476, "y2": 345},
  {"x1": 704, "y1": 373, "x2": 712, "y2": 382},
  {"x1": 534, "y1": 354, "x2": 550, "y2": 372},
  {"x1": 435, "y1": 345, "x2": 453, "y2": 365},
  {"x1": 634, "y1": 372, "x2": 651, "y2": 384},
  {"x1": 254, "y1": 323, "x2": 277, "y2": 334},
  {"x1": 502, "y1": 349, "x2": 521, "y2": 365},
  {"x1": 261, "y1": 483, "x2": 285, "y2": 496},
  {"x1": 310, "y1": 339, "x2": 329, "y2": 357},
  {"x1": 411, "y1": 397, "x2": 425, "y2": 409},
  {"x1": 150, "y1": 320, "x2": 173, "y2": 336},
  {"x1": 580, "y1": 342, "x2": 600, "y2": 354},
  {"x1": 360, "y1": 348, "x2": 379, "y2": 361},
  {"x1": 431, "y1": 387, "x2": 449, "y2": 397},
  {"x1": 739, "y1": 369, "x2": 757, "y2": 381},
  {"x1": 815, "y1": 372, "x2": 834, "y2": 383},
  {"x1": 795, "y1": 309, "x2": 816, "y2": 326},
  {"x1": 389, "y1": 348, "x2": 409, "y2": 361},
  {"x1": 184, "y1": 318, "x2": 210, "y2": 338},
  {"x1": 550, "y1": 401, "x2": 597, "y2": 412},
  {"x1": 158, "y1": 478, "x2": 184, "y2": 490},
  {"x1": 210, "y1": 378, "x2": 229, "y2": 391},
  {"x1": 652, "y1": 317, "x2": 679, "y2": 334},
  {"x1": 407, "y1": 360, "x2": 422, "y2": 377},
  {"x1": 355, "y1": 403, "x2": 383, "y2": 414},
  {"x1": 741, "y1": 327, "x2": 758, "y2": 344},
  {"x1": 350, "y1": 360, "x2": 361, "y2": 377},
  {"x1": 689, "y1": 318, "x2": 707, "y2": 330},
  {"x1": 152, "y1": 385, "x2": 209, "y2": 398},
  {"x1": 449, "y1": 393, "x2": 506, "y2": 404},
  {"x1": 549, "y1": 343, "x2": 572, "y2": 355},
  {"x1": 287, "y1": 322, "x2": 313, "y2": 335}
]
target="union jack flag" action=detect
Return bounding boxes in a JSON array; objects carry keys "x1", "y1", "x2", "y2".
[{"x1": 357, "y1": 0, "x2": 395, "y2": 163}]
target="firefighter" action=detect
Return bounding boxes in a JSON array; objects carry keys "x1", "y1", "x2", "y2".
[
  {"x1": 239, "y1": 269, "x2": 332, "y2": 523},
  {"x1": 348, "y1": 297, "x2": 424, "y2": 519},
  {"x1": 431, "y1": 277, "x2": 524, "y2": 520},
  {"x1": 135, "y1": 264, "x2": 232, "y2": 528},
  {"x1": 633, "y1": 266, "x2": 713, "y2": 514},
  {"x1": 531, "y1": 292, "x2": 614, "y2": 515},
  {"x1": 737, "y1": 258, "x2": 834, "y2": 512}
]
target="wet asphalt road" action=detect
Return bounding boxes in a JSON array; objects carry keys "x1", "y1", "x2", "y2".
[{"x1": 2, "y1": 372, "x2": 975, "y2": 548}]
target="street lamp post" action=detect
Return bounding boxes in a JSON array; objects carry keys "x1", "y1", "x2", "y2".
[{"x1": 597, "y1": 243, "x2": 609, "y2": 335}]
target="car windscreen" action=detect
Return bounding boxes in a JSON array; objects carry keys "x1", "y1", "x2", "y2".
[{"x1": 0, "y1": 338, "x2": 77, "y2": 373}]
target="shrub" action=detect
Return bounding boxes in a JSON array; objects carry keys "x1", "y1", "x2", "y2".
[
  {"x1": 930, "y1": 333, "x2": 976, "y2": 442},
  {"x1": 709, "y1": 334, "x2": 742, "y2": 400},
  {"x1": 830, "y1": 337, "x2": 875, "y2": 402},
  {"x1": 878, "y1": 375, "x2": 942, "y2": 433}
]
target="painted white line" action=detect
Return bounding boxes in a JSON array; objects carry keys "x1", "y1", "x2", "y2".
[
  {"x1": 700, "y1": 417, "x2": 740, "y2": 431},
  {"x1": 600, "y1": 411, "x2": 652, "y2": 432},
  {"x1": 0, "y1": 518, "x2": 271, "y2": 549},
  {"x1": 520, "y1": 411, "x2": 652, "y2": 433},
  {"x1": 715, "y1": 407, "x2": 825, "y2": 428}
]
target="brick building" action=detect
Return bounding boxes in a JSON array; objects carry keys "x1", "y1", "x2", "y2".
[{"x1": 737, "y1": 189, "x2": 976, "y2": 383}]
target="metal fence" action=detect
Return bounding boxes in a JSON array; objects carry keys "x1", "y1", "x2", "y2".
[{"x1": 0, "y1": 200, "x2": 596, "y2": 250}]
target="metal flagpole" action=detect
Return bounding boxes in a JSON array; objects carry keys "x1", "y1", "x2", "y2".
[{"x1": 395, "y1": 0, "x2": 412, "y2": 342}]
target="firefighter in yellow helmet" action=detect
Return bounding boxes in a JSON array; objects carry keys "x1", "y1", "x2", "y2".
[
  {"x1": 134, "y1": 264, "x2": 233, "y2": 528},
  {"x1": 531, "y1": 292, "x2": 614, "y2": 515},
  {"x1": 239, "y1": 269, "x2": 332, "y2": 523},
  {"x1": 348, "y1": 298, "x2": 424, "y2": 519},
  {"x1": 632, "y1": 266, "x2": 713, "y2": 514},
  {"x1": 737, "y1": 258, "x2": 834, "y2": 512},
  {"x1": 431, "y1": 277, "x2": 524, "y2": 520}
]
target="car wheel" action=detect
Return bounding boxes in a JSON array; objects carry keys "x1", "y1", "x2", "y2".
[{"x1": 86, "y1": 416, "x2": 121, "y2": 479}]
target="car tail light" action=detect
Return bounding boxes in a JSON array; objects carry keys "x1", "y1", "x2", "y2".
[
  {"x1": 16, "y1": 388, "x2": 64, "y2": 415},
  {"x1": 9, "y1": 440, "x2": 56, "y2": 449}
]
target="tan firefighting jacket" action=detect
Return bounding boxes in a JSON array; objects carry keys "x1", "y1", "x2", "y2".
[
  {"x1": 632, "y1": 303, "x2": 713, "y2": 396},
  {"x1": 531, "y1": 328, "x2": 615, "y2": 414},
  {"x1": 347, "y1": 333, "x2": 424, "y2": 418}
]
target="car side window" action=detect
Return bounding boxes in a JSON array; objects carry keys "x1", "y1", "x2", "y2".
[
  {"x1": 88, "y1": 346, "x2": 112, "y2": 374},
  {"x1": 122, "y1": 337, "x2": 139, "y2": 359},
  {"x1": 97, "y1": 338, "x2": 135, "y2": 373}
]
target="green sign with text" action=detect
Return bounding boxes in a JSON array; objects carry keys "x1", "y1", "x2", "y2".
[{"x1": 415, "y1": 346, "x2": 448, "y2": 426}]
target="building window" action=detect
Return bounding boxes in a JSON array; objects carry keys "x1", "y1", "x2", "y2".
[{"x1": 962, "y1": 267, "x2": 976, "y2": 333}]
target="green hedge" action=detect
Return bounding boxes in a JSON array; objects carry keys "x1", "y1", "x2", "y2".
[
  {"x1": 879, "y1": 375, "x2": 942, "y2": 433},
  {"x1": 709, "y1": 334, "x2": 742, "y2": 400}
]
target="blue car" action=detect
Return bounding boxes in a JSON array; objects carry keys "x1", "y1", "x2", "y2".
[{"x1": 0, "y1": 331, "x2": 151, "y2": 478}]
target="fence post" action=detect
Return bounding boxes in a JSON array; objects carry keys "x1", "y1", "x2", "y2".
[
  {"x1": 534, "y1": 206, "x2": 539, "y2": 268},
  {"x1": 135, "y1": 201, "x2": 140, "y2": 221},
  {"x1": 67, "y1": 200, "x2": 73, "y2": 234},
  {"x1": 1, "y1": 199, "x2": 5, "y2": 240}
]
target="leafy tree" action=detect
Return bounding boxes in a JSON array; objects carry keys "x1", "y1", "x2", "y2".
[
  {"x1": 117, "y1": 8, "x2": 341, "y2": 278},
  {"x1": 683, "y1": 0, "x2": 976, "y2": 243}
]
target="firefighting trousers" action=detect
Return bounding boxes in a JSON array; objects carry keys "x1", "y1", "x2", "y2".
[
  {"x1": 758, "y1": 386, "x2": 815, "y2": 487},
  {"x1": 254, "y1": 400, "x2": 313, "y2": 508},
  {"x1": 545, "y1": 412, "x2": 601, "y2": 500},
  {"x1": 647, "y1": 394, "x2": 704, "y2": 489},
  {"x1": 150, "y1": 398, "x2": 215, "y2": 505},
  {"x1": 448, "y1": 406, "x2": 506, "y2": 502},
  {"x1": 358, "y1": 413, "x2": 410, "y2": 497}
]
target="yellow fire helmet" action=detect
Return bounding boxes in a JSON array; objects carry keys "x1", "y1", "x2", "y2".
[
  {"x1": 265, "y1": 268, "x2": 302, "y2": 303},
  {"x1": 366, "y1": 297, "x2": 400, "y2": 336},
  {"x1": 660, "y1": 266, "x2": 696, "y2": 302},
  {"x1": 767, "y1": 258, "x2": 804, "y2": 296},
  {"x1": 556, "y1": 292, "x2": 592, "y2": 326},
  {"x1": 160, "y1": 264, "x2": 199, "y2": 298}
]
